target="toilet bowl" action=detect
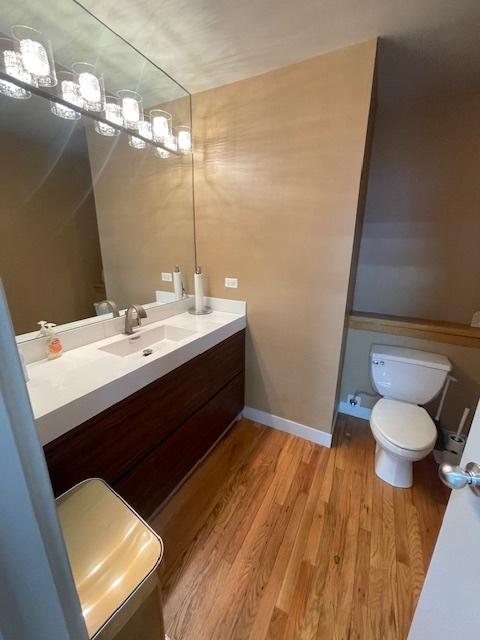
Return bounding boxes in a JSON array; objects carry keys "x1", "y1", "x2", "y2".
[
  {"x1": 368, "y1": 345, "x2": 451, "y2": 488},
  {"x1": 370, "y1": 398, "x2": 437, "y2": 487}
]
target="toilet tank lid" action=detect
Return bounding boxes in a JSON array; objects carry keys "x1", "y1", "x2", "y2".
[{"x1": 370, "y1": 345, "x2": 452, "y2": 372}]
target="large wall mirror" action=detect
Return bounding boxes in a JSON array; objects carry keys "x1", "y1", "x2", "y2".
[{"x1": 0, "y1": 0, "x2": 195, "y2": 339}]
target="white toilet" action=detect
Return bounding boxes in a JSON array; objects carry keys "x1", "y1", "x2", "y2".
[{"x1": 369, "y1": 344, "x2": 452, "y2": 488}]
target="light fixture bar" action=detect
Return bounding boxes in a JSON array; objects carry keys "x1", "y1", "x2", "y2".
[{"x1": 0, "y1": 69, "x2": 183, "y2": 155}]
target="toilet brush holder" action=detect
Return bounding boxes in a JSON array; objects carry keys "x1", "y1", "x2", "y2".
[
  {"x1": 433, "y1": 428, "x2": 467, "y2": 466},
  {"x1": 445, "y1": 432, "x2": 466, "y2": 456}
]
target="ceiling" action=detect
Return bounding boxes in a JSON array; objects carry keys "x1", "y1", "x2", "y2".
[{"x1": 77, "y1": 0, "x2": 480, "y2": 104}]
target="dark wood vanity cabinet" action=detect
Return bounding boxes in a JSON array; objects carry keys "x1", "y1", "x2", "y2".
[{"x1": 44, "y1": 330, "x2": 245, "y2": 519}]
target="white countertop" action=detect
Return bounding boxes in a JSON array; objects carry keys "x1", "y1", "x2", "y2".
[{"x1": 29, "y1": 307, "x2": 246, "y2": 446}]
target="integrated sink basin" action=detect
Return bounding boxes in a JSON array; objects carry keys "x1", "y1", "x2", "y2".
[{"x1": 98, "y1": 324, "x2": 197, "y2": 357}]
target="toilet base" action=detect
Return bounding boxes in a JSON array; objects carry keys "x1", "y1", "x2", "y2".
[{"x1": 375, "y1": 445, "x2": 412, "y2": 488}]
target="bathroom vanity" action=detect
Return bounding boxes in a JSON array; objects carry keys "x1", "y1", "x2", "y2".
[{"x1": 25, "y1": 301, "x2": 246, "y2": 519}]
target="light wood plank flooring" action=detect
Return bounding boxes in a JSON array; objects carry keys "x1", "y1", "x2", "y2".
[{"x1": 152, "y1": 415, "x2": 449, "y2": 640}]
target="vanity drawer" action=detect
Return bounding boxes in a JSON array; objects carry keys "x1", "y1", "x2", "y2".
[
  {"x1": 114, "y1": 373, "x2": 244, "y2": 518},
  {"x1": 44, "y1": 330, "x2": 245, "y2": 496}
]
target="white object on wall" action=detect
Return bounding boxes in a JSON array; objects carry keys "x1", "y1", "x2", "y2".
[{"x1": 225, "y1": 277, "x2": 238, "y2": 288}]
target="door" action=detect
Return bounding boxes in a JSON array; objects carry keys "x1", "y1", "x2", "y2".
[
  {"x1": 408, "y1": 398, "x2": 480, "y2": 638},
  {"x1": 0, "y1": 282, "x2": 89, "y2": 640}
]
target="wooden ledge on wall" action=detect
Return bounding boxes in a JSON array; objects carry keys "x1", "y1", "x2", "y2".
[{"x1": 348, "y1": 311, "x2": 480, "y2": 349}]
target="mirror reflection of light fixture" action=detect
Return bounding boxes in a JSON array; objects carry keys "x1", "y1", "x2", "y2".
[
  {"x1": 117, "y1": 89, "x2": 143, "y2": 130},
  {"x1": 129, "y1": 134, "x2": 145, "y2": 149},
  {"x1": 165, "y1": 133, "x2": 178, "y2": 152},
  {"x1": 11, "y1": 25, "x2": 56, "y2": 87},
  {"x1": 72, "y1": 62, "x2": 104, "y2": 112},
  {"x1": 2, "y1": 22, "x2": 190, "y2": 157},
  {"x1": 128, "y1": 117, "x2": 152, "y2": 149},
  {"x1": 150, "y1": 109, "x2": 171, "y2": 143},
  {"x1": 50, "y1": 70, "x2": 84, "y2": 120},
  {"x1": 177, "y1": 125, "x2": 192, "y2": 153},
  {"x1": 0, "y1": 36, "x2": 37, "y2": 99},
  {"x1": 95, "y1": 95, "x2": 123, "y2": 136},
  {"x1": 155, "y1": 147, "x2": 170, "y2": 159},
  {"x1": 138, "y1": 117, "x2": 152, "y2": 141}
]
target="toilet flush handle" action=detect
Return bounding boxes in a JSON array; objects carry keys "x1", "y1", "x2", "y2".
[{"x1": 439, "y1": 462, "x2": 480, "y2": 496}]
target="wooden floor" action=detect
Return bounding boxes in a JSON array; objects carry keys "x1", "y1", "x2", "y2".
[{"x1": 151, "y1": 415, "x2": 449, "y2": 640}]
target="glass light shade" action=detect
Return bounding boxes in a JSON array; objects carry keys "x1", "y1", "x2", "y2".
[
  {"x1": 128, "y1": 135, "x2": 146, "y2": 150},
  {"x1": 50, "y1": 71, "x2": 83, "y2": 120},
  {"x1": 138, "y1": 118, "x2": 152, "y2": 140},
  {"x1": 95, "y1": 96, "x2": 123, "y2": 136},
  {"x1": 72, "y1": 62, "x2": 105, "y2": 112},
  {"x1": 117, "y1": 89, "x2": 143, "y2": 130},
  {"x1": 11, "y1": 25, "x2": 56, "y2": 87},
  {"x1": 0, "y1": 37, "x2": 37, "y2": 99},
  {"x1": 164, "y1": 133, "x2": 178, "y2": 152},
  {"x1": 177, "y1": 125, "x2": 192, "y2": 153},
  {"x1": 128, "y1": 118, "x2": 151, "y2": 149},
  {"x1": 150, "y1": 109, "x2": 171, "y2": 143},
  {"x1": 155, "y1": 147, "x2": 170, "y2": 159}
]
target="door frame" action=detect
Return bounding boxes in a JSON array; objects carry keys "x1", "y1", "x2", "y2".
[{"x1": 0, "y1": 281, "x2": 88, "y2": 639}]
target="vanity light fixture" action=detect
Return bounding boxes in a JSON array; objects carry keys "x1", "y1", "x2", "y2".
[
  {"x1": 128, "y1": 117, "x2": 152, "y2": 149},
  {"x1": 164, "y1": 132, "x2": 178, "y2": 152},
  {"x1": 50, "y1": 70, "x2": 84, "y2": 120},
  {"x1": 0, "y1": 23, "x2": 189, "y2": 156},
  {"x1": 117, "y1": 89, "x2": 143, "y2": 130},
  {"x1": 150, "y1": 109, "x2": 171, "y2": 143},
  {"x1": 176, "y1": 125, "x2": 192, "y2": 153},
  {"x1": 11, "y1": 25, "x2": 57, "y2": 87},
  {"x1": 155, "y1": 146, "x2": 170, "y2": 159},
  {"x1": 153, "y1": 132, "x2": 176, "y2": 158},
  {"x1": 128, "y1": 134, "x2": 146, "y2": 149},
  {"x1": 95, "y1": 95, "x2": 123, "y2": 136},
  {"x1": 138, "y1": 117, "x2": 152, "y2": 140},
  {"x1": 0, "y1": 36, "x2": 37, "y2": 99},
  {"x1": 72, "y1": 62, "x2": 105, "y2": 112}
]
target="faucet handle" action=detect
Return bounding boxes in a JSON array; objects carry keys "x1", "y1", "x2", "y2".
[
  {"x1": 124, "y1": 304, "x2": 148, "y2": 335},
  {"x1": 131, "y1": 304, "x2": 147, "y2": 326},
  {"x1": 137, "y1": 305, "x2": 147, "y2": 319}
]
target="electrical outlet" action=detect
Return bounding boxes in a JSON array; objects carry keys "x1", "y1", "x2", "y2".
[
  {"x1": 348, "y1": 394, "x2": 361, "y2": 407},
  {"x1": 161, "y1": 272, "x2": 173, "y2": 282},
  {"x1": 225, "y1": 277, "x2": 238, "y2": 288}
]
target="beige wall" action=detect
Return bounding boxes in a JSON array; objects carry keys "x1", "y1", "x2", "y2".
[
  {"x1": 193, "y1": 41, "x2": 377, "y2": 433},
  {"x1": 86, "y1": 107, "x2": 195, "y2": 310},
  {"x1": 339, "y1": 328, "x2": 480, "y2": 433},
  {"x1": 0, "y1": 130, "x2": 103, "y2": 334},
  {"x1": 353, "y1": 93, "x2": 480, "y2": 324}
]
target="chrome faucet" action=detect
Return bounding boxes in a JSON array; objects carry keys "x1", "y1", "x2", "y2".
[{"x1": 124, "y1": 304, "x2": 147, "y2": 335}]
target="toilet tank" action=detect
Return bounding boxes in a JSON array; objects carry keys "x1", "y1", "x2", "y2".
[{"x1": 370, "y1": 345, "x2": 451, "y2": 405}]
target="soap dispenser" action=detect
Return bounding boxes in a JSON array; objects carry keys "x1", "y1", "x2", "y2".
[{"x1": 38, "y1": 321, "x2": 63, "y2": 360}]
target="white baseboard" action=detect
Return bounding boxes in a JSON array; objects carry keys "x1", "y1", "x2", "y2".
[
  {"x1": 338, "y1": 401, "x2": 372, "y2": 420},
  {"x1": 243, "y1": 406, "x2": 332, "y2": 448}
]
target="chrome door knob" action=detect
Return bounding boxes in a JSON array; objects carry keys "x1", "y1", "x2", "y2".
[{"x1": 439, "y1": 462, "x2": 480, "y2": 496}]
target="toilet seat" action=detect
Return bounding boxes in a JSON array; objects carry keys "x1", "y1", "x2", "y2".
[{"x1": 371, "y1": 398, "x2": 437, "y2": 452}]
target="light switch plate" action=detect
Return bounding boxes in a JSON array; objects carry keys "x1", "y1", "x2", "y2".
[
  {"x1": 225, "y1": 277, "x2": 238, "y2": 288},
  {"x1": 162, "y1": 272, "x2": 173, "y2": 282}
]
